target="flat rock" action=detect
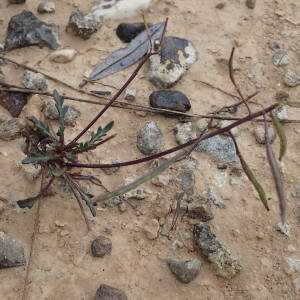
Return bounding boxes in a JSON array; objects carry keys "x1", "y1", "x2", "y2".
[
  {"x1": 116, "y1": 22, "x2": 150, "y2": 43},
  {"x1": 149, "y1": 90, "x2": 191, "y2": 112},
  {"x1": 188, "y1": 196, "x2": 214, "y2": 221},
  {"x1": 37, "y1": 2, "x2": 55, "y2": 14},
  {"x1": 66, "y1": 10, "x2": 101, "y2": 40},
  {"x1": 0, "y1": 232, "x2": 26, "y2": 269},
  {"x1": 166, "y1": 258, "x2": 201, "y2": 283},
  {"x1": 193, "y1": 224, "x2": 242, "y2": 278},
  {"x1": 196, "y1": 135, "x2": 237, "y2": 163},
  {"x1": 91, "y1": 236, "x2": 112, "y2": 258},
  {"x1": 95, "y1": 284, "x2": 127, "y2": 300},
  {"x1": 0, "y1": 91, "x2": 28, "y2": 117},
  {"x1": 137, "y1": 120, "x2": 164, "y2": 155},
  {"x1": 0, "y1": 118, "x2": 25, "y2": 140},
  {"x1": 5, "y1": 10, "x2": 60, "y2": 50},
  {"x1": 49, "y1": 49, "x2": 77, "y2": 63},
  {"x1": 149, "y1": 36, "x2": 197, "y2": 88},
  {"x1": 175, "y1": 122, "x2": 197, "y2": 145},
  {"x1": 22, "y1": 70, "x2": 48, "y2": 91},
  {"x1": 283, "y1": 70, "x2": 300, "y2": 87}
]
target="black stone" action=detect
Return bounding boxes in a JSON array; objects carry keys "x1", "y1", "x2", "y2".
[
  {"x1": 91, "y1": 236, "x2": 112, "y2": 258},
  {"x1": 5, "y1": 10, "x2": 60, "y2": 50},
  {"x1": 116, "y1": 23, "x2": 151, "y2": 43},
  {"x1": 95, "y1": 284, "x2": 127, "y2": 300},
  {"x1": 9, "y1": 0, "x2": 25, "y2": 3},
  {"x1": 0, "y1": 91, "x2": 28, "y2": 117},
  {"x1": 149, "y1": 90, "x2": 191, "y2": 112}
]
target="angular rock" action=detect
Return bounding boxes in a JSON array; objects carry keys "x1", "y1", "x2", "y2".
[
  {"x1": 149, "y1": 36, "x2": 197, "y2": 88},
  {"x1": 22, "y1": 70, "x2": 48, "y2": 91},
  {"x1": 0, "y1": 91, "x2": 28, "y2": 117},
  {"x1": 5, "y1": 10, "x2": 60, "y2": 50},
  {"x1": 149, "y1": 90, "x2": 191, "y2": 113},
  {"x1": 272, "y1": 50, "x2": 289, "y2": 67},
  {"x1": 193, "y1": 224, "x2": 242, "y2": 278},
  {"x1": 91, "y1": 236, "x2": 112, "y2": 258},
  {"x1": 95, "y1": 284, "x2": 127, "y2": 300},
  {"x1": 283, "y1": 70, "x2": 300, "y2": 87},
  {"x1": 166, "y1": 258, "x2": 201, "y2": 283},
  {"x1": 49, "y1": 48, "x2": 77, "y2": 63},
  {"x1": 144, "y1": 218, "x2": 160, "y2": 240},
  {"x1": 188, "y1": 196, "x2": 214, "y2": 222},
  {"x1": 43, "y1": 99, "x2": 80, "y2": 125},
  {"x1": 0, "y1": 232, "x2": 26, "y2": 269},
  {"x1": 177, "y1": 170, "x2": 195, "y2": 195},
  {"x1": 137, "y1": 120, "x2": 164, "y2": 155},
  {"x1": 37, "y1": 2, "x2": 55, "y2": 14},
  {"x1": 66, "y1": 10, "x2": 101, "y2": 40},
  {"x1": 254, "y1": 125, "x2": 276, "y2": 144},
  {"x1": 124, "y1": 87, "x2": 136, "y2": 101},
  {"x1": 196, "y1": 135, "x2": 237, "y2": 163},
  {"x1": 246, "y1": 0, "x2": 256, "y2": 9},
  {"x1": 0, "y1": 118, "x2": 25, "y2": 140},
  {"x1": 9, "y1": 0, "x2": 26, "y2": 3},
  {"x1": 175, "y1": 122, "x2": 197, "y2": 145},
  {"x1": 116, "y1": 22, "x2": 150, "y2": 43}
]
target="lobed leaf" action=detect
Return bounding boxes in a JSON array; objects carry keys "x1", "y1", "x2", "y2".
[{"x1": 27, "y1": 116, "x2": 52, "y2": 137}]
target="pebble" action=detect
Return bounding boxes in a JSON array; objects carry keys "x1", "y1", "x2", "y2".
[
  {"x1": 0, "y1": 90, "x2": 28, "y2": 117},
  {"x1": 123, "y1": 177, "x2": 147, "y2": 200},
  {"x1": 231, "y1": 229, "x2": 240, "y2": 237},
  {"x1": 49, "y1": 49, "x2": 77, "y2": 63},
  {"x1": 256, "y1": 231, "x2": 264, "y2": 239},
  {"x1": 193, "y1": 224, "x2": 242, "y2": 278},
  {"x1": 22, "y1": 164, "x2": 42, "y2": 181},
  {"x1": 118, "y1": 202, "x2": 127, "y2": 213},
  {"x1": 276, "y1": 105, "x2": 288, "y2": 121},
  {"x1": 276, "y1": 222, "x2": 290, "y2": 236},
  {"x1": 286, "y1": 244, "x2": 296, "y2": 253},
  {"x1": 177, "y1": 170, "x2": 195, "y2": 195},
  {"x1": 196, "y1": 135, "x2": 237, "y2": 163},
  {"x1": 5, "y1": 10, "x2": 60, "y2": 50},
  {"x1": 207, "y1": 188, "x2": 226, "y2": 209},
  {"x1": 0, "y1": 232, "x2": 26, "y2": 269},
  {"x1": 188, "y1": 196, "x2": 214, "y2": 222},
  {"x1": 272, "y1": 50, "x2": 290, "y2": 67},
  {"x1": 95, "y1": 284, "x2": 127, "y2": 300},
  {"x1": 246, "y1": 0, "x2": 256, "y2": 9},
  {"x1": 91, "y1": 236, "x2": 112, "y2": 257},
  {"x1": 166, "y1": 258, "x2": 201, "y2": 283},
  {"x1": 43, "y1": 99, "x2": 81, "y2": 125},
  {"x1": 9, "y1": 0, "x2": 26, "y2": 3},
  {"x1": 194, "y1": 118, "x2": 209, "y2": 135},
  {"x1": 66, "y1": 10, "x2": 101, "y2": 40},
  {"x1": 22, "y1": 70, "x2": 48, "y2": 91},
  {"x1": 37, "y1": 2, "x2": 55, "y2": 13},
  {"x1": 149, "y1": 36, "x2": 197, "y2": 88},
  {"x1": 215, "y1": 3, "x2": 226, "y2": 9},
  {"x1": 174, "y1": 122, "x2": 197, "y2": 145},
  {"x1": 144, "y1": 218, "x2": 160, "y2": 240},
  {"x1": 116, "y1": 22, "x2": 149, "y2": 43},
  {"x1": 282, "y1": 70, "x2": 300, "y2": 87},
  {"x1": 149, "y1": 90, "x2": 191, "y2": 113},
  {"x1": 59, "y1": 230, "x2": 70, "y2": 237},
  {"x1": 254, "y1": 125, "x2": 276, "y2": 144},
  {"x1": 275, "y1": 90, "x2": 289, "y2": 102},
  {"x1": 292, "y1": 184, "x2": 300, "y2": 198},
  {"x1": 0, "y1": 118, "x2": 25, "y2": 140},
  {"x1": 151, "y1": 174, "x2": 171, "y2": 187},
  {"x1": 136, "y1": 120, "x2": 164, "y2": 155},
  {"x1": 293, "y1": 278, "x2": 300, "y2": 294},
  {"x1": 124, "y1": 87, "x2": 136, "y2": 101},
  {"x1": 284, "y1": 257, "x2": 300, "y2": 273}
]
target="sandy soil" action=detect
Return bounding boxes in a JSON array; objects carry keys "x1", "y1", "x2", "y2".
[{"x1": 0, "y1": 0, "x2": 300, "y2": 299}]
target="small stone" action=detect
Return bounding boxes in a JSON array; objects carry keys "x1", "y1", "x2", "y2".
[
  {"x1": 231, "y1": 229, "x2": 240, "y2": 237},
  {"x1": 0, "y1": 118, "x2": 25, "y2": 140},
  {"x1": 254, "y1": 125, "x2": 276, "y2": 144},
  {"x1": 284, "y1": 257, "x2": 300, "y2": 273},
  {"x1": 177, "y1": 170, "x2": 195, "y2": 195},
  {"x1": 123, "y1": 177, "x2": 147, "y2": 200},
  {"x1": 215, "y1": 3, "x2": 226, "y2": 9},
  {"x1": 283, "y1": 70, "x2": 300, "y2": 87},
  {"x1": 246, "y1": 0, "x2": 256, "y2": 9},
  {"x1": 0, "y1": 232, "x2": 26, "y2": 269},
  {"x1": 49, "y1": 49, "x2": 77, "y2": 63},
  {"x1": 22, "y1": 164, "x2": 42, "y2": 181},
  {"x1": 175, "y1": 122, "x2": 197, "y2": 145},
  {"x1": 137, "y1": 120, "x2": 164, "y2": 155},
  {"x1": 152, "y1": 199, "x2": 170, "y2": 219},
  {"x1": 95, "y1": 284, "x2": 127, "y2": 300},
  {"x1": 22, "y1": 70, "x2": 48, "y2": 91},
  {"x1": 166, "y1": 258, "x2": 201, "y2": 283},
  {"x1": 116, "y1": 22, "x2": 149, "y2": 43},
  {"x1": 0, "y1": 91, "x2": 28, "y2": 117},
  {"x1": 118, "y1": 202, "x2": 127, "y2": 213},
  {"x1": 292, "y1": 184, "x2": 300, "y2": 198},
  {"x1": 196, "y1": 135, "x2": 237, "y2": 163},
  {"x1": 37, "y1": 2, "x2": 55, "y2": 13},
  {"x1": 272, "y1": 50, "x2": 290, "y2": 67},
  {"x1": 5, "y1": 10, "x2": 60, "y2": 50},
  {"x1": 54, "y1": 220, "x2": 65, "y2": 227},
  {"x1": 66, "y1": 10, "x2": 101, "y2": 40},
  {"x1": 256, "y1": 231, "x2": 264, "y2": 239},
  {"x1": 194, "y1": 118, "x2": 209, "y2": 135},
  {"x1": 286, "y1": 245, "x2": 296, "y2": 253},
  {"x1": 276, "y1": 105, "x2": 288, "y2": 121},
  {"x1": 59, "y1": 230, "x2": 70, "y2": 237},
  {"x1": 124, "y1": 87, "x2": 136, "y2": 101},
  {"x1": 91, "y1": 236, "x2": 112, "y2": 257},
  {"x1": 9, "y1": 0, "x2": 26, "y2": 4},
  {"x1": 268, "y1": 42, "x2": 281, "y2": 51},
  {"x1": 293, "y1": 278, "x2": 300, "y2": 294},
  {"x1": 149, "y1": 90, "x2": 191, "y2": 113},
  {"x1": 144, "y1": 218, "x2": 160, "y2": 240},
  {"x1": 275, "y1": 90, "x2": 289, "y2": 102},
  {"x1": 151, "y1": 174, "x2": 171, "y2": 187},
  {"x1": 149, "y1": 36, "x2": 197, "y2": 88},
  {"x1": 207, "y1": 189, "x2": 226, "y2": 209},
  {"x1": 276, "y1": 222, "x2": 290, "y2": 236},
  {"x1": 44, "y1": 100, "x2": 80, "y2": 125},
  {"x1": 188, "y1": 196, "x2": 214, "y2": 222}
]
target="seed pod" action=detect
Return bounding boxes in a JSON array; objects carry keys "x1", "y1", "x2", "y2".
[{"x1": 271, "y1": 112, "x2": 287, "y2": 161}]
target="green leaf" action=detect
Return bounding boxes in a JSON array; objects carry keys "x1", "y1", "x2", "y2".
[
  {"x1": 27, "y1": 116, "x2": 52, "y2": 137},
  {"x1": 286, "y1": 101, "x2": 300, "y2": 108},
  {"x1": 22, "y1": 153, "x2": 52, "y2": 164},
  {"x1": 49, "y1": 165, "x2": 64, "y2": 177},
  {"x1": 271, "y1": 113, "x2": 287, "y2": 161},
  {"x1": 65, "y1": 152, "x2": 77, "y2": 162},
  {"x1": 53, "y1": 90, "x2": 68, "y2": 138}
]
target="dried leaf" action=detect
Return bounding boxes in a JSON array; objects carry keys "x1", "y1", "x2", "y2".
[
  {"x1": 271, "y1": 112, "x2": 287, "y2": 161},
  {"x1": 85, "y1": 22, "x2": 166, "y2": 82}
]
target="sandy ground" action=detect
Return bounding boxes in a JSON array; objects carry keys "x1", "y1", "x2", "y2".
[{"x1": 0, "y1": 0, "x2": 300, "y2": 299}]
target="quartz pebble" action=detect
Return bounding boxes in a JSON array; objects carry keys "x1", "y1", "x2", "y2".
[
  {"x1": 37, "y1": 2, "x2": 55, "y2": 13},
  {"x1": 49, "y1": 49, "x2": 77, "y2": 63}
]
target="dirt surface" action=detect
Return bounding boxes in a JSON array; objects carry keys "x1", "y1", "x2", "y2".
[{"x1": 0, "y1": 0, "x2": 300, "y2": 299}]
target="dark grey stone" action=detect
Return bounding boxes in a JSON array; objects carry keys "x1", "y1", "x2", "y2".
[
  {"x1": 246, "y1": 0, "x2": 256, "y2": 9},
  {"x1": 95, "y1": 284, "x2": 127, "y2": 300},
  {"x1": 166, "y1": 258, "x2": 201, "y2": 283},
  {"x1": 66, "y1": 10, "x2": 101, "y2": 40},
  {"x1": 149, "y1": 90, "x2": 191, "y2": 112},
  {"x1": 188, "y1": 196, "x2": 214, "y2": 221},
  {"x1": 9, "y1": 0, "x2": 26, "y2": 3},
  {"x1": 0, "y1": 232, "x2": 26, "y2": 269},
  {"x1": 116, "y1": 23, "x2": 150, "y2": 43},
  {"x1": 91, "y1": 236, "x2": 112, "y2": 258},
  {"x1": 177, "y1": 170, "x2": 195, "y2": 195},
  {"x1": 5, "y1": 10, "x2": 60, "y2": 50},
  {"x1": 0, "y1": 91, "x2": 28, "y2": 117},
  {"x1": 0, "y1": 118, "x2": 25, "y2": 140}
]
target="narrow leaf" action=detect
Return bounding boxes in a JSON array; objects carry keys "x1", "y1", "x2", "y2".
[
  {"x1": 49, "y1": 165, "x2": 64, "y2": 177},
  {"x1": 286, "y1": 101, "x2": 300, "y2": 108},
  {"x1": 86, "y1": 22, "x2": 166, "y2": 82},
  {"x1": 22, "y1": 153, "x2": 52, "y2": 164},
  {"x1": 271, "y1": 112, "x2": 287, "y2": 161},
  {"x1": 27, "y1": 116, "x2": 51, "y2": 137}
]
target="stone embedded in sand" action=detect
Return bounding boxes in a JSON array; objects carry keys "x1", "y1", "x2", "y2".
[
  {"x1": 95, "y1": 284, "x2": 127, "y2": 300},
  {"x1": 91, "y1": 236, "x2": 112, "y2": 258},
  {"x1": 0, "y1": 232, "x2": 26, "y2": 269},
  {"x1": 37, "y1": 2, "x2": 55, "y2": 14},
  {"x1": 175, "y1": 122, "x2": 197, "y2": 145},
  {"x1": 0, "y1": 118, "x2": 25, "y2": 140},
  {"x1": 5, "y1": 10, "x2": 60, "y2": 50},
  {"x1": 283, "y1": 70, "x2": 300, "y2": 87},
  {"x1": 49, "y1": 48, "x2": 77, "y2": 63},
  {"x1": 66, "y1": 10, "x2": 101, "y2": 40},
  {"x1": 149, "y1": 36, "x2": 197, "y2": 88},
  {"x1": 22, "y1": 70, "x2": 48, "y2": 91},
  {"x1": 0, "y1": 91, "x2": 28, "y2": 117}
]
